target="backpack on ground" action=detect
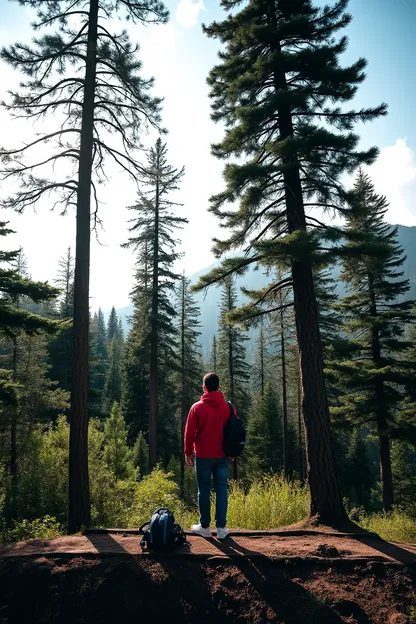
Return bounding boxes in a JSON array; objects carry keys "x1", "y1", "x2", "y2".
[
  {"x1": 139, "y1": 508, "x2": 187, "y2": 551},
  {"x1": 223, "y1": 402, "x2": 246, "y2": 458}
]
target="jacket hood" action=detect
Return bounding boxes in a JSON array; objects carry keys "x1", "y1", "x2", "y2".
[{"x1": 200, "y1": 390, "x2": 226, "y2": 408}]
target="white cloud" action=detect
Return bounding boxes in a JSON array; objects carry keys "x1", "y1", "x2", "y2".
[
  {"x1": 366, "y1": 138, "x2": 416, "y2": 226},
  {"x1": 175, "y1": 0, "x2": 205, "y2": 28}
]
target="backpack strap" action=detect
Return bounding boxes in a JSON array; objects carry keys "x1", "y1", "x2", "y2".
[{"x1": 139, "y1": 521, "x2": 151, "y2": 534}]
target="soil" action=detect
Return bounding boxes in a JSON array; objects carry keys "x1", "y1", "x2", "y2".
[{"x1": 1, "y1": 530, "x2": 415, "y2": 623}]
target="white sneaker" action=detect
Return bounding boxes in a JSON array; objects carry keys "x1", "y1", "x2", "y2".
[
  {"x1": 191, "y1": 523, "x2": 212, "y2": 538},
  {"x1": 217, "y1": 527, "x2": 230, "y2": 540}
]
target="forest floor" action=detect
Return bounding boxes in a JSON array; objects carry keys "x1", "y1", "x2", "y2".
[{"x1": 1, "y1": 528, "x2": 416, "y2": 623}]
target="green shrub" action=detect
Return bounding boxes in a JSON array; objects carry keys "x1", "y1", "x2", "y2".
[{"x1": 1, "y1": 515, "x2": 62, "y2": 544}]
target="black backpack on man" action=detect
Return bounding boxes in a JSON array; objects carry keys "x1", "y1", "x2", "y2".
[{"x1": 223, "y1": 402, "x2": 246, "y2": 457}]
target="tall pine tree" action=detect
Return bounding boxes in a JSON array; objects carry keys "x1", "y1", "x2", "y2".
[
  {"x1": 123, "y1": 139, "x2": 187, "y2": 469},
  {"x1": 194, "y1": 0, "x2": 386, "y2": 524},
  {"x1": 175, "y1": 273, "x2": 201, "y2": 497},
  {"x1": 1, "y1": 0, "x2": 168, "y2": 533},
  {"x1": 330, "y1": 170, "x2": 414, "y2": 511}
]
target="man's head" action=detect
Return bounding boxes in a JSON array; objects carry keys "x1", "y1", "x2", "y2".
[{"x1": 203, "y1": 372, "x2": 220, "y2": 393}]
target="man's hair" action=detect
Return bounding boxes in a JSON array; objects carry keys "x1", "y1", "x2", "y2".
[{"x1": 203, "y1": 372, "x2": 220, "y2": 392}]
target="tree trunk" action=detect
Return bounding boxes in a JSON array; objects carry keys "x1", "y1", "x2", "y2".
[
  {"x1": 297, "y1": 366, "x2": 304, "y2": 481},
  {"x1": 280, "y1": 306, "x2": 288, "y2": 477},
  {"x1": 226, "y1": 280, "x2": 238, "y2": 479},
  {"x1": 260, "y1": 323, "x2": 265, "y2": 398},
  {"x1": 68, "y1": 0, "x2": 98, "y2": 533},
  {"x1": 272, "y1": 28, "x2": 346, "y2": 524},
  {"x1": 149, "y1": 146, "x2": 160, "y2": 470},
  {"x1": 9, "y1": 336, "x2": 18, "y2": 478},
  {"x1": 180, "y1": 275, "x2": 186, "y2": 499},
  {"x1": 369, "y1": 275, "x2": 394, "y2": 511}
]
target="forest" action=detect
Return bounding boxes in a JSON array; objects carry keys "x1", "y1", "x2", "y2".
[{"x1": 0, "y1": 0, "x2": 416, "y2": 543}]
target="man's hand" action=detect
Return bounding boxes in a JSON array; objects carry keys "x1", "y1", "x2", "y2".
[
  {"x1": 185, "y1": 454, "x2": 195, "y2": 467},
  {"x1": 229, "y1": 457, "x2": 235, "y2": 463}
]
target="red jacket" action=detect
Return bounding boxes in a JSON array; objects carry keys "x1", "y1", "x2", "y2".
[{"x1": 184, "y1": 391, "x2": 232, "y2": 459}]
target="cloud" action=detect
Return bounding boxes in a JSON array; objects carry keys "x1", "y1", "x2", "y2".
[
  {"x1": 175, "y1": 0, "x2": 205, "y2": 28},
  {"x1": 366, "y1": 138, "x2": 416, "y2": 226}
]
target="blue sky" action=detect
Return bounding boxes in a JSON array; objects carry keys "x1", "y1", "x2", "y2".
[{"x1": 0, "y1": 0, "x2": 415, "y2": 310}]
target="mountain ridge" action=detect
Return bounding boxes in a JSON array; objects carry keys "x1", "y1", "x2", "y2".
[{"x1": 109, "y1": 224, "x2": 416, "y2": 357}]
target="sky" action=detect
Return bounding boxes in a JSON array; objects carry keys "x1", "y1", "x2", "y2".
[{"x1": 0, "y1": 0, "x2": 416, "y2": 311}]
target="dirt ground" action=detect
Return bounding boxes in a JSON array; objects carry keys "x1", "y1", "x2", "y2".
[{"x1": 1, "y1": 530, "x2": 415, "y2": 623}]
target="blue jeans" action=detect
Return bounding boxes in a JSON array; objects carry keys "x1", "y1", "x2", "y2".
[{"x1": 195, "y1": 457, "x2": 228, "y2": 529}]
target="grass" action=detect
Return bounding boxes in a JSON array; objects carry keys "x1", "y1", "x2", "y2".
[
  {"x1": 356, "y1": 508, "x2": 416, "y2": 543},
  {"x1": 2, "y1": 474, "x2": 416, "y2": 545}
]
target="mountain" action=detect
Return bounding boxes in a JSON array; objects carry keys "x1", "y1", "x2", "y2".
[{"x1": 109, "y1": 225, "x2": 416, "y2": 358}]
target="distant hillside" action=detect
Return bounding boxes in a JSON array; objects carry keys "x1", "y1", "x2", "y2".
[{"x1": 110, "y1": 225, "x2": 416, "y2": 357}]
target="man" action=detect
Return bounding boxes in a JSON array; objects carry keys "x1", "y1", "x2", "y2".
[{"x1": 184, "y1": 372, "x2": 233, "y2": 540}]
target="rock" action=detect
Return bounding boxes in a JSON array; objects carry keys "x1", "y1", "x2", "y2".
[
  {"x1": 388, "y1": 613, "x2": 409, "y2": 624},
  {"x1": 314, "y1": 544, "x2": 340, "y2": 558}
]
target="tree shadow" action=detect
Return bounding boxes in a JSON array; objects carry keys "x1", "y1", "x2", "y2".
[
  {"x1": 207, "y1": 537, "x2": 345, "y2": 623},
  {"x1": 355, "y1": 535, "x2": 416, "y2": 570}
]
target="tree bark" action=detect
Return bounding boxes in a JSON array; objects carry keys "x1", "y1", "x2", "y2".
[
  {"x1": 149, "y1": 145, "x2": 161, "y2": 470},
  {"x1": 271, "y1": 24, "x2": 346, "y2": 524},
  {"x1": 297, "y1": 364, "x2": 304, "y2": 481},
  {"x1": 180, "y1": 275, "x2": 186, "y2": 499},
  {"x1": 280, "y1": 305, "x2": 288, "y2": 477},
  {"x1": 9, "y1": 336, "x2": 18, "y2": 478},
  {"x1": 369, "y1": 275, "x2": 394, "y2": 511},
  {"x1": 68, "y1": 0, "x2": 98, "y2": 533}
]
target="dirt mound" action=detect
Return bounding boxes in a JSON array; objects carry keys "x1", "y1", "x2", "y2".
[{"x1": 1, "y1": 532, "x2": 415, "y2": 623}]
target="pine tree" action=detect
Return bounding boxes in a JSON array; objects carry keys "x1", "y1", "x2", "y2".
[
  {"x1": 330, "y1": 170, "x2": 414, "y2": 511},
  {"x1": 217, "y1": 278, "x2": 250, "y2": 410},
  {"x1": 107, "y1": 307, "x2": 119, "y2": 345},
  {"x1": 103, "y1": 402, "x2": 134, "y2": 481},
  {"x1": 121, "y1": 249, "x2": 152, "y2": 444},
  {"x1": 89, "y1": 309, "x2": 108, "y2": 418},
  {"x1": 0, "y1": 226, "x2": 62, "y2": 476},
  {"x1": 194, "y1": 0, "x2": 386, "y2": 524},
  {"x1": 176, "y1": 273, "x2": 201, "y2": 497},
  {"x1": 247, "y1": 382, "x2": 282, "y2": 476},
  {"x1": 0, "y1": 0, "x2": 168, "y2": 532},
  {"x1": 344, "y1": 429, "x2": 374, "y2": 508},
  {"x1": 391, "y1": 440, "x2": 416, "y2": 510},
  {"x1": 103, "y1": 331, "x2": 124, "y2": 414},
  {"x1": 133, "y1": 431, "x2": 150, "y2": 479},
  {"x1": 48, "y1": 248, "x2": 74, "y2": 396},
  {"x1": 123, "y1": 139, "x2": 187, "y2": 469},
  {"x1": 217, "y1": 278, "x2": 250, "y2": 478},
  {"x1": 208, "y1": 335, "x2": 218, "y2": 372},
  {"x1": 251, "y1": 319, "x2": 269, "y2": 397}
]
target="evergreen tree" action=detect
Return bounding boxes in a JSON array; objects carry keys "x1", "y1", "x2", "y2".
[
  {"x1": 121, "y1": 249, "x2": 152, "y2": 444},
  {"x1": 133, "y1": 431, "x2": 150, "y2": 479},
  {"x1": 330, "y1": 170, "x2": 414, "y2": 511},
  {"x1": 103, "y1": 402, "x2": 134, "y2": 481},
  {"x1": 89, "y1": 309, "x2": 108, "y2": 418},
  {"x1": 107, "y1": 307, "x2": 119, "y2": 345},
  {"x1": 208, "y1": 335, "x2": 218, "y2": 372},
  {"x1": 217, "y1": 278, "x2": 250, "y2": 410},
  {"x1": 217, "y1": 278, "x2": 250, "y2": 478},
  {"x1": 247, "y1": 382, "x2": 282, "y2": 476},
  {"x1": 344, "y1": 429, "x2": 374, "y2": 508},
  {"x1": 103, "y1": 331, "x2": 124, "y2": 414},
  {"x1": 123, "y1": 139, "x2": 187, "y2": 469},
  {"x1": 251, "y1": 319, "x2": 269, "y2": 397},
  {"x1": 391, "y1": 440, "x2": 416, "y2": 510},
  {"x1": 0, "y1": 225, "x2": 62, "y2": 476},
  {"x1": 175, "y1": 273, "x2": 201, "y2": 497},
  {"x1": 48, "y1": 248, "x2": 74, "y2": 395},
  {"x1": 194, "y1": 0, "x2": 386, "y2": 524},
  {"x1": 0, "y1": 0, "x2": 168, "y2": 532}
]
